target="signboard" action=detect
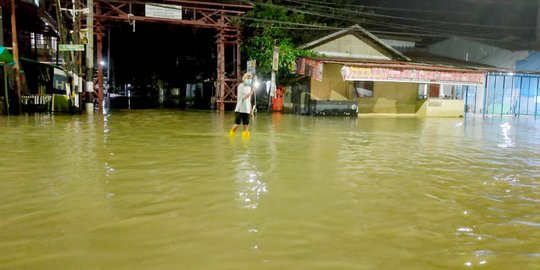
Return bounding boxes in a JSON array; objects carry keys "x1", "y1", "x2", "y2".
[
  {"x1": 296, "y1": 58, "x2": 324, "y2": 81},
  {"x1": 341, "y1": 65, "x2": 485, "y2": 86},
  {"x1": 272, "y1": 46, "x2": 280, "y2": 72},
  {"x1": 58, "y1": 44, "x2": 85, "y2": 51},
  {"x1": 314, "y1": 61, "x2": 323, "y2": 81},
  {"x1": 53, "y1": 68, "x2": 69, "y2": 95},
  {"x1": 270, "y1": 72, "x2": 277, "y2": 98},
  {"x1": 79, "y1": 29, "x2": 89, "y2": 44},
  {"x1": 247, "y1": 60, "x2": 256, "y2": 74},
  {"x1": 145, "y1": 4, "x2": 182, "y2": 20}
]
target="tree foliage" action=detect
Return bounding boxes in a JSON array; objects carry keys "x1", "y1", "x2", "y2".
[
  {"x1": 240, "y1": 0, "x2": 356, "y2": 78},
  {"x1": 241, "y1": 0, "x2": 318, "y2": 78}
]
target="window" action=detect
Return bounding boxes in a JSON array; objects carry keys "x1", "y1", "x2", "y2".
[
  {"x1": 30, "y1": 33, "x2": 57, "y2": 51},
  {"x1": 354, "y1": 81, "x2": 374, "y2": 98}
]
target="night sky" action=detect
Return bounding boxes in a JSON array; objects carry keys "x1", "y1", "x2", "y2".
[{"x1": 348, "y1": 0, "x2": 538, "y2": 49}]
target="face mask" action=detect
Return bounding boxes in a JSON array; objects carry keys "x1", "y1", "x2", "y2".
[{"x1": 245, "y1": 79, "x2": 253, "y2": 85}]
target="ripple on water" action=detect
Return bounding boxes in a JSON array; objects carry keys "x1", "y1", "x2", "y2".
[{"x1": 1, "y1": 112, "x2": 539, "y2": 270}]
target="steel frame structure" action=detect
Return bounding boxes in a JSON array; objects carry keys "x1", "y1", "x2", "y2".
[{"x1": 90, "y1": 0, "x2": 251, "y2": 111}]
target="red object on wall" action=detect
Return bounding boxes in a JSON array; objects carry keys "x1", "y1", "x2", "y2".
[
  {"x1": 272, "y1": 86, "x2": 284, "y2": 111},
  {"x1": 428, "y1": 84, "x2": 440, "y2": 97}
]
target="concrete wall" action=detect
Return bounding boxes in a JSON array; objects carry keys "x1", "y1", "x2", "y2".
[
  {"x1": 423, "y1": 99, "x2": 465, "y2": 117},
  {"x1": 310, "y1": 63, "x2": 349, "y2": 100},
  {"x1": 416, "y1": 99, "x2": 428, "y2": 116},
  {"x1": 313, "y1": 35, "x2": 390, "y2": 60},
  {"x1": 357, "y1": 82, "x2": 418, "y2": 113}
]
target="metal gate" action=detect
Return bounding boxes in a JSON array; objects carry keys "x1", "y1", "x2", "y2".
[{"x1": 463, "y1": 73, "x2": 540, "y2": 117}]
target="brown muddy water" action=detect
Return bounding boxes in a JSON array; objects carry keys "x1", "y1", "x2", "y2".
[{"x1": 1, "y1": 110, "x2": 539, "y2": 270}]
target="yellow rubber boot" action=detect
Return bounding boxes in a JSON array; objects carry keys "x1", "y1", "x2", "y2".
[
  {"x1": 241, "y1": 131, "x2": 250, "y2": 138},
  {"x1": 229, "y1": 129, "x2": 236, "y2": 137}
]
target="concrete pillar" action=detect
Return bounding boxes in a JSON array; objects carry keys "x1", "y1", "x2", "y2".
[
  {"x1": 85, "y1": 0, "x2": 94, "y2": 114},
  {"x1": 216, "y1": 29, "x2": 225, "y2": 112}
]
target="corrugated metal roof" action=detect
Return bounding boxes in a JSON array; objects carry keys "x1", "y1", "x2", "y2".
[
  {"x1": 516, "y1": 51, "x2": 540, "y2": 71},
  {"x1": 403, "y1": 51, "x2": 495, "y2": 69}
]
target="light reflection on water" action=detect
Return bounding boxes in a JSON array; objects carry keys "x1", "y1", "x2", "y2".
[
  {"x1": 234, "y1": 148, "x2": 268, "y2": 209},
  {"x1": 0, "y1": 111, "x2": 539, "y2": 270}
]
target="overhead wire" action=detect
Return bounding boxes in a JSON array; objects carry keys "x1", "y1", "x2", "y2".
[
  {"x1": 289, "y1": 0, "x2": 538, "y2": 8},
  {"x1": 277, "y1": 0, "x2": 535, "y2": 42},
  {"x1": 238, "y1": 17, "x2": 522, "y2": 43},
  {"x1": 282, "y1": 0, "x2": 535, "y2": 30},
  {"x1": 242, "y1": 1, "x2": 524, "y2": 42}
]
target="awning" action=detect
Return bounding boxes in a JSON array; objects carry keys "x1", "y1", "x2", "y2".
[
  {"x1": 341, "y1": 65, "x2": 485, "y2": 86},
  {"x1": 0, "y1": 47, "x2": 14, "y2": 63},
  {"x1": 298, "y1": 57, "x2": 486, "y2": 86}
]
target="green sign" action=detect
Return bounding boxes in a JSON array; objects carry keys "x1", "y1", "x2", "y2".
[{"x1": 59, "y1": 44, "x2": 85, "y2": 51}]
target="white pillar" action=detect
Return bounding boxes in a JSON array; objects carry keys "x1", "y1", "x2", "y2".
[{"x1": 85, "y1": 0, "x2": 94, "y2": 114}]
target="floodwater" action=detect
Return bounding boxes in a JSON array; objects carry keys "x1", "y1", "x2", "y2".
[{"x1": 1, "y1": 110, "x2": 539, "y2": 270}]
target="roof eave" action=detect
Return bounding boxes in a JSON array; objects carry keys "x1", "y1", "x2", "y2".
[{"x1": 299, "y1": 25, "x2": 411, "y2": 62}]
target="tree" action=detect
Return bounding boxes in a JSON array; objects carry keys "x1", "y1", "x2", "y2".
[
  {"x1": 240, "y1": 0, "x2": 317, "y2": 78},
  {"x1": 240, "y1": 0, "x2": 356, "y2": 78}
]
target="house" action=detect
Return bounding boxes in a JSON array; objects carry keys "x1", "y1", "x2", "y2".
[
  {"x1": 1, "y1": 0, "x2": 63, "y2": 114},
  {"x1": 286, "y1": 25, "x2": 487, "y2": 117}
]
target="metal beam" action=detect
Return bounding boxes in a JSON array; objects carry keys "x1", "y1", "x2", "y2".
[
  {"x1": 163, "y1": 0, "x2": 253, "y2": 10},
  {"x1": 100, "y1": 15, "x2": 228, "y2": 28},
  {"x1": 103, "y1": 0, "x2": 253, "y2": 11},
  {"x1": 92, "y1": 0, "x2": 249, "y2": 112},
  {"x1": 97, "y1": 1, "x2": 246, "y2": 29},
  {"x1": 94, "y1": 1, "x2": 247, "y2": 30},
  {"x1": 10, "y1": 0, "x2": 21, "y2": 114},
  {"x1": 96, "y1": 1, "x2": 103, "y2": 112}
]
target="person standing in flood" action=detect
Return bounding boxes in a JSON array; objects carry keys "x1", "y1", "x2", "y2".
[{"x1": 229, "y1": 73, "x2": 254, "y2": 138}]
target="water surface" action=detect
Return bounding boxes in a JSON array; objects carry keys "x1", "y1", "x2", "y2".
[{"x1": 1, "y1": 111, "x2": 539, "y2": 269}]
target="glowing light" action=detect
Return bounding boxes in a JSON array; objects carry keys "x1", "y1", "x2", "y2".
[{"x1": 497, "y1": 122, "x2": 514, "y2": 148}]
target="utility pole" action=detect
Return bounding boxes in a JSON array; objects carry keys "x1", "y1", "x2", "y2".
[
  {"x1": 74, "y1": 0, "x2": 82, "y2": 113},
  {"x1": 107, "y1": 28, "x2": 110, "y2": 87},
  {"x1": 95, "y1": 1, "x2": 102, "y2": 112},
  {"x1": 0, "y1": 6, "x2": 4, "y2": 46},
  {"x1": 73, "y1": 0, "x2": 81, "y2": 74},
  {"x1": 10, "y1": 0, "x2": 21, "y2": 114},
  {"x1": 55, "y1": 0, "x2": 72, "y2": 72},
  {"x1": 85, "y1": 0, "x2": 94, "y2": 114}
]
